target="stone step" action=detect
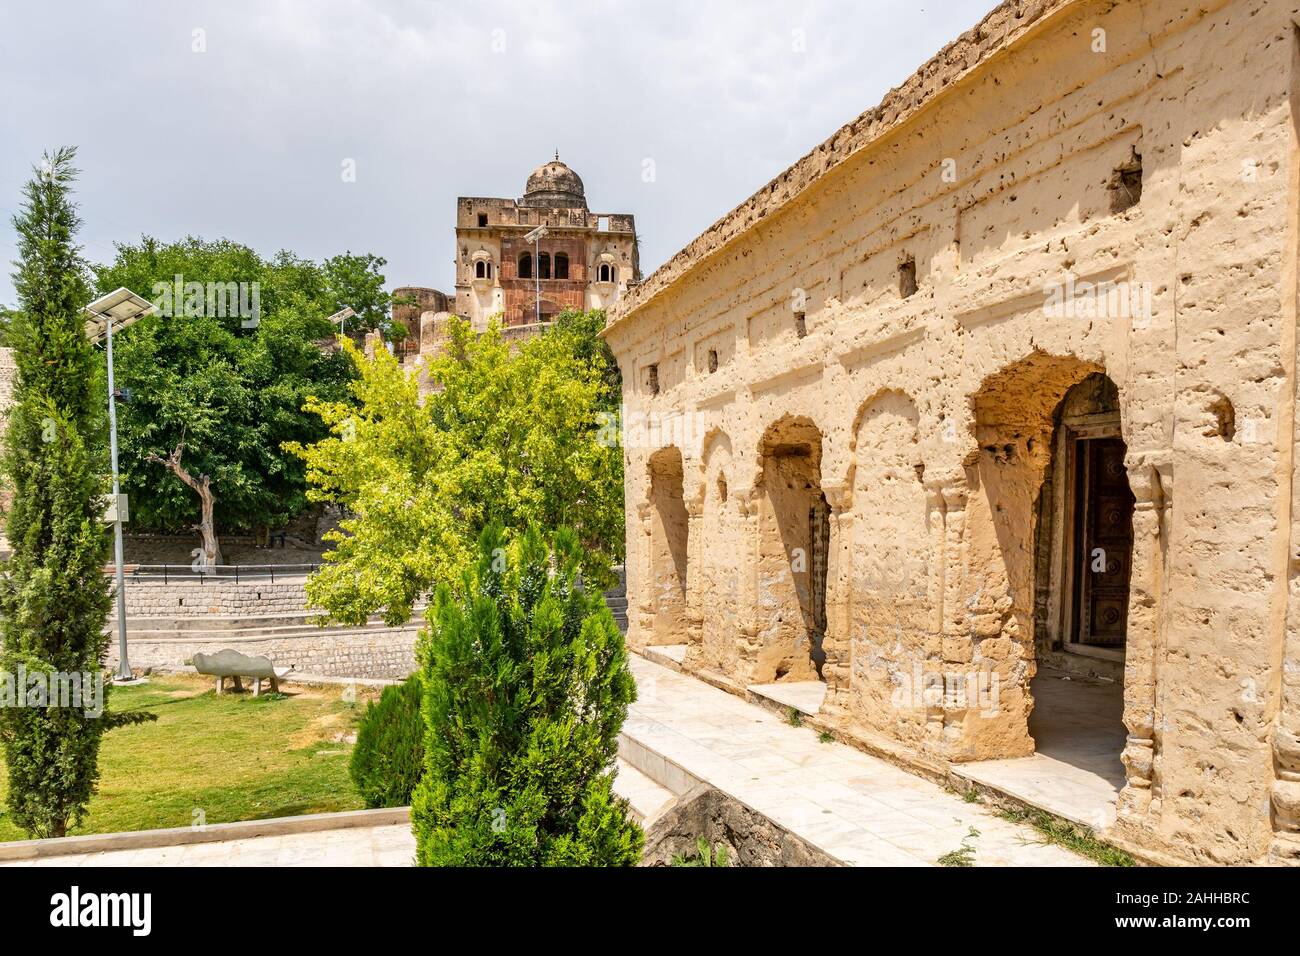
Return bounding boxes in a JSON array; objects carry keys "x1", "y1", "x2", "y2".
[{"x1": 611, "y1": 758, "x2": 676, "y2": 826}]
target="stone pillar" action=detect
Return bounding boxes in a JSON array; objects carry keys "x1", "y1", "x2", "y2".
[
  {"x1": 1272, "y1": 719, "x2": 1300, "y2": 862},
  {"x1": 1272, "y1": 531, "x2": 1300, "y2": 862},
  {"x1": 822, "y1": 482, "x2": 853, "y2": 710},
  {"x1": 683, "y1": 498, "x2": 705, "y2": 651},
  {"x1": 630, "y1": 500, "x2": 654, "y2": 649},
  {"x1": 935, "y1": 477, "x2": 970, "y2": 747},
  {"x1": 732, "y1": 487, "x2": 764, "y2": 684},
  {"x1": 1117, "y1": 456, "x2": 1169, "y2": 821}
]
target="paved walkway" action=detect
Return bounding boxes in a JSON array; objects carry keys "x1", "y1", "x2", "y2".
[
  {"x1": 3, "y1": 824, "x2": 415, "y2": 867},
  {"x1": 626, "y1": 655, "x2": 1091, "y2": 866}
]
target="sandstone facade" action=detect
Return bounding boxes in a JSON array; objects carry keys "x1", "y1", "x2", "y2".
[{"x1": 605, "y1": 0, "x2": 1300, "y2": 865}]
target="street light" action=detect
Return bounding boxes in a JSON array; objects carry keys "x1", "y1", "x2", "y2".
[
  {"x1": 84, "y1": 287, "x2": 157, "y2": 684},
  {"x1": 327, "y1": 306, "x2": 355, "y2": 335},
  {"x1": 524, "y1": 224, "x2": 548, "y2": 325}
]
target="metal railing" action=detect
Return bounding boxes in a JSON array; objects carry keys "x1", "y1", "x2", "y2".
[{"x1": 108, "y1": 563, "x2": 320, "y2": 584}]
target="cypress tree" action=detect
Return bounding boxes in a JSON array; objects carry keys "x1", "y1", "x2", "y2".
[
  {"x1": 0, "y1": 147, "x2": 119, "y2": 838},
  {"x1": 413, "y1": 522, "x2": 642, "y2": 866}
]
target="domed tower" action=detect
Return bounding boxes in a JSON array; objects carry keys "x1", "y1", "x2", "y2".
[
  {"x1": 519, "y1": 154, "x2": 587, "y2": 209},
  {"x1": 452, "y1": 153, "x2": 639, "y2": 329}
]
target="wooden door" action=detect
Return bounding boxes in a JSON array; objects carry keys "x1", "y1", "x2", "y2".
[{"x1": 1075, "y1": 437, "x2": 1134, "y2": 647}]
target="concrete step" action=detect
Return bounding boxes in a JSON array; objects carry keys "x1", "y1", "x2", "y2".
[{"x1": 611, "y1": 758, "x2": 676, "y2": 826}]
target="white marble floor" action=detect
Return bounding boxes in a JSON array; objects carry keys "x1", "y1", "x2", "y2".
[
  {"x1": 748, "y1": 680, "x2": 827, "y2": 716},
  {"x1": 625, "y1": 655, "x2": 1093, "y2": 867},
  {"x1": 954, "y1": 668, "x2": 1126, "y2": 830}
]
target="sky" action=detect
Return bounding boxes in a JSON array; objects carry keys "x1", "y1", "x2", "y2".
[{"x1": 0, "y1": 0, "x2": 998, "y2": 307}]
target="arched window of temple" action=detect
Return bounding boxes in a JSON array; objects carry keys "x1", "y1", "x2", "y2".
[
  {"x1": 554, "y1": 253, "x2": 569, "y2": 280},
  {"x1": 538, "y1": 253, "x2": 551, "y2": 280},
  {"x1": 518, "y1": 253, "x2": 532, "y2": 279}
]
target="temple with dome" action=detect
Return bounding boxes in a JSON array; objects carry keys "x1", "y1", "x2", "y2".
[{"x1": 393, "y1": 156, "x2": 639, "y2": 350}]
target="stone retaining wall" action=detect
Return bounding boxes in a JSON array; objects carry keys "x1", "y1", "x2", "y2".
[
  {"x1": 106, "y1": 626, "x2": 421, "y2": 681},
  {"x1": 115, "y1": 578, "x2": 309, "y2": 618}
]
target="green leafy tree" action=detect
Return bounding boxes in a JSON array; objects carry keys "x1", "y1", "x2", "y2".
[
  {"x1": 91, "y1": 238, "x2": 358, "y2": 546},
  {"x1": 288, "y1": 312, "x2": 623, "y2": 625},
  {"x1": 413, "y1": 523, "x2": 641, "y2": 866},
  {"x1": 322, "y1": 251, "x2": 393, "y2": 334},
  {"x1": 0, "y1": 305, "x2": 16, "y2": 347},
  {"x1": 550, "y1": 308, "x2": 621, "y2": 414},
  {"x1": 349, "y1": 674, "x2": 424, "y2": 809},
  {"x1": 0, "y1": 148, "x2": 152, "y2": 839}
]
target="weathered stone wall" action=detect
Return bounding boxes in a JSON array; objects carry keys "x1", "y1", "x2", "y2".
[{"x1": 607, "y1": 0, "x2": 1299, "y2": 865}]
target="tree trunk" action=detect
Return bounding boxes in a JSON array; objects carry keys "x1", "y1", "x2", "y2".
[{"x1": 146, "y1": 442, "x2": 222, "y2": 568}]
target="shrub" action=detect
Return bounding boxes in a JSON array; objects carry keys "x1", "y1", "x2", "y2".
[
  {"x1": 349, "y1": 674, "x2": 424, "y2": 809},
  {"x1": 412, "y1": 522, "x2": 642, "y2": 866}
]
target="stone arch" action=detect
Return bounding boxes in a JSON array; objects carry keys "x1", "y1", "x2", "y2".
[
  {"x1": 752, "y1": 415, "x2": 829, "y2": 683},
  {"x1": 646, "y1": 446, "x2": 689, "y2": 646},
  {"x1": 960, "y1": 351, "x2": 1132, "y2": 796},
  {"x1": 843, "y1": 390, "x2": 934, "y2": 746}
]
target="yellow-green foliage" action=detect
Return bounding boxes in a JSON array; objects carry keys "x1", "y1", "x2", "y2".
[{"x1": 287, "y1": 313, "x2": 623, "y2": 626}]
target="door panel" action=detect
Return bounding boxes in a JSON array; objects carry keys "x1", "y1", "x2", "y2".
[{"x1": 1077, "y1": 437, "x2": 1134, "y2": 647}]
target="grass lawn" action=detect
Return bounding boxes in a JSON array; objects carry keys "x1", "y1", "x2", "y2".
[{"x1": 0, "y1": 674, "x2": 378, "y2": 842}]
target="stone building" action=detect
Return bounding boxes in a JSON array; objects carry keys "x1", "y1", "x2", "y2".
[
  {"x1": 387, "y1": 157, "x2": 640, "y2": 382},
  {"x1": 605, "y1": 0, "x2": 1300, "y2": 865},
  {"x1": 452, "y1": 155, "x2": 640, "y2": 330}
]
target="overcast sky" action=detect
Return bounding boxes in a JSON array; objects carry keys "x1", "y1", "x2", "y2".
[{"x1": 0, "y1": 0, "x2": 997, "y2": 307}]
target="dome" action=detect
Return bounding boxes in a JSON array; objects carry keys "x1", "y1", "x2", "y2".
[{"x1": 521, "y1": 154, "x2": 586, "y2": 208}]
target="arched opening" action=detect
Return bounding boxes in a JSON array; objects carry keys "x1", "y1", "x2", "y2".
[
  {"x1": 474, "y1": 259, "x2": 492, "y2": 280},
  {"x1": 517, "y1": 252, "x2": 532, "y2": 279},
  {"x1": 554, "y1": 252, "x2": 569, "y2": 280},
  {"x1": 963, "y1": 354, "x2": 1129, "y2": 825},
  {"x1": 647, "y1": 447, "x2": 689, "y2": 646},
  {"x1": 753, "y1": 415, "x2": 828, "y2": 684},
  {"x1": 538, "y1": 253, "x2": 551, "y2": 280},
  {"x1": 598, "y1": 262, "x2": 615, "y2": 283}
]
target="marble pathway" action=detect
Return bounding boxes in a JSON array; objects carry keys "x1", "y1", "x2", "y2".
[{"x1": 626, "y1": 654, "x2": 1092, "y2": 867}]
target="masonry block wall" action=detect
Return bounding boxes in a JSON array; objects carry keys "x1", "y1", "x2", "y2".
[{"x1": 606, "y1": 0, "x2": 1300, "y2": 865}]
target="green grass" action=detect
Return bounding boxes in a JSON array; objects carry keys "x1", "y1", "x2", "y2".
[
  {"x1": 0, "y1": 674, "x2": 372, "y2": 842},
  {"x1": 785, "y1": 707, "x2": 803, "y2": 728},
  {"x1": 996, "y1": 807, "x2": 1137, "y2": 866},
  {"x1": 937, "y1": 826, "x2": 980, "y2": 867}
]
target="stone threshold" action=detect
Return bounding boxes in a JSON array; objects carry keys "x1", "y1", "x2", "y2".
[{"x1": 0, "y1": 807, "x2": 410, "y2": 862}]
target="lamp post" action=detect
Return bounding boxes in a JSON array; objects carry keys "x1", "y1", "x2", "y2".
[
  {"x1": 327, "y1": 306, "x2": 355, "y2": 336},
  {"x1": 83, "y1": 288, "x2": 156, "y2": 684},
  {"x1": 524, "y1": 224, "x2": 548, "y2": 324}
]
